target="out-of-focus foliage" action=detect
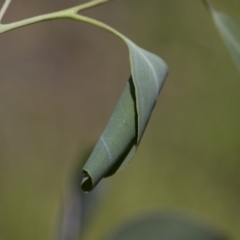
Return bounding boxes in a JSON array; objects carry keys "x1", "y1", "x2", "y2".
[
  {"x1": 203, "y1": 0, "x2": 240, "y2": 70},
  {"x1": 212, "y1": 13, "x2": 240, "y2": 70},
  {"x1": 106, "y1": 212, "x2": 227, "y2": 240}
]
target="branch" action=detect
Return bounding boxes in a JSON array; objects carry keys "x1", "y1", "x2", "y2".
[
  {"x1": 0, "y1": 0, "x2": 114, "y2": 34},
  {"x1": 0, "y1": 0, "x2": 11, "y2": 23}
]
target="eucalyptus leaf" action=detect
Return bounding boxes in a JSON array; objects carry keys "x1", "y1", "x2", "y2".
[
  {"x1": 106, "y1": 213, "x2": 227, "y2": 240},
  {"x1": 204, "y1": 1, "x2": 240, "y2": 70},
  {"x1": 81, "y1": 34, "x2": 168, "y2": 192}
]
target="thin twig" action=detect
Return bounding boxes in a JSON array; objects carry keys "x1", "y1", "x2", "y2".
[
  {"x1": 0, "y1": 0, "x2": 11, "y2": 23},
  {"x1": 72, "y1": 0, "x2": 113, "y2": 14}
]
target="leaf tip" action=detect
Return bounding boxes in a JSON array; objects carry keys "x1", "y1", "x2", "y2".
[{"x1": 81, "y1": 171, "x2": 93, "y2": 192}]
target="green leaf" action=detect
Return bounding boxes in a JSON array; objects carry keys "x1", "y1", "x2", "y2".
[
  {"x1": 204, "y1": 1, "x2": 240, "y2": 70},
  {"x1": 213, "y1": 12, "x2": 240, "y2": 70},
  {"x1": 106, "y1": 213, "x2": 227, "y2": 240},
  {"x1": 81, "y1": 35, "x2": 168, "y2": 192}
]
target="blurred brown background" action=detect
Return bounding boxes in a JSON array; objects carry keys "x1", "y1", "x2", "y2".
[{"x1": 0, "y1": 0, "x2": 240, "y2": 240}]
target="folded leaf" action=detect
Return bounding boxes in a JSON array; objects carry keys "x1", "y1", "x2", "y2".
[{"x1": 81, "y1": 28, "x2": 168, "y2": 192}]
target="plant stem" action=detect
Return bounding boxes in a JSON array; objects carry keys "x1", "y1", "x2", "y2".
[
  {"x1": 0, "y1": 0, "x2": 11, "y2": 22},
  {"x1": 0, "y1": 9, "x2": 70, "y2": 34},
  {"x1": 72, "y1": 0, "x2": 113, "y2": 13},
  {"x1": 0, "y1": 0, "x2": 113, "y2": 34}
]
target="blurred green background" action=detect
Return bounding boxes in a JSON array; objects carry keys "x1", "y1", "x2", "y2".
[{"x1": 0, "y1": 0, "x2": 240, "y2": 239}]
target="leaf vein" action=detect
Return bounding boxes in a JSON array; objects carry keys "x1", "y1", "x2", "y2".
[{"x1": 101, "y1": 136, "x2": 112, "y2": 160}]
